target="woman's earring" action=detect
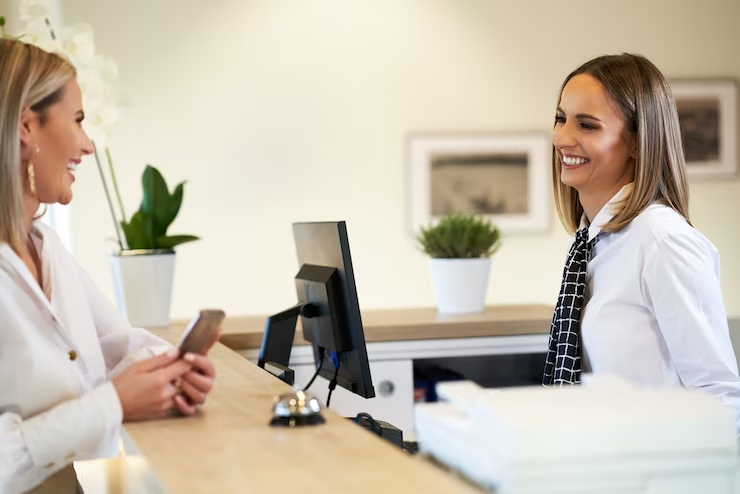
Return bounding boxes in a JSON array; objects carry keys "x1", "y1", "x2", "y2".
[
  {"x1": 27, "y1": 162, "x2": 37, "y2": 197},
  {"x1": 28, "y1": 147, "x2": 40, "y2": 197}
]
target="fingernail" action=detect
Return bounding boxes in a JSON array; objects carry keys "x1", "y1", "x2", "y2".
[
  {"x1": 166, "y1": 348, "x2": 178, "y2": 357},
  {"x1": 184, "y1": 353, "x2": 195, "y2": 363}
]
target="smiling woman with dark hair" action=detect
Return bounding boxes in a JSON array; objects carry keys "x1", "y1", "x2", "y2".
[
  {"x1": 543, "y1": 53, "x2": 740, "y2": 433},
  {"x1": 0, "y1": 38, "x2": 220, "y2": 493}
]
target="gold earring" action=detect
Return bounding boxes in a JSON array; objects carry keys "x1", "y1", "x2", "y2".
[
  {"x1": 28, "y1": 161, "x2": 37, "y2": 197},
  {"x1": 28, "y1": 147, "x2": 39, "y2": 197}
]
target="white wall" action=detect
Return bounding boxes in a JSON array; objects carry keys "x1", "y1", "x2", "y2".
[{"x1": 58, "y1": 0, "x2": 740, "y2": 319}]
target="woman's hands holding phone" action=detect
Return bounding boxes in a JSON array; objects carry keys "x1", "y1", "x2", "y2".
[
  {"x1": 113, "y1": 317, "x2": 222, "y2": 421},
  {"x1": 174, "y1": 353, "x2": 217, "y2": 415},
  {"x1": 175, "y1": 322, "x2": 222, "y2": 416},
  {"x1": 112, "y1": 348, "x2": 192, "y2": 421}
]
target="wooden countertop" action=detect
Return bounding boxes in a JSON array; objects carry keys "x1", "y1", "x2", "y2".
[
  {"x1": 122, "y1": 328, "x2": 483, "y2": 494},
  {"x1": 171, "y1": 304, "x2": 552, "y2": 352}
]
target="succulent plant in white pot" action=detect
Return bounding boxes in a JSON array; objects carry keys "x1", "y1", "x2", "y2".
[{"x1": 417, "y1": 213, "x2": 502, "y2": 314}]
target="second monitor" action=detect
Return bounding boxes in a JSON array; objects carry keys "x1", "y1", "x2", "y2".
[{"x1": 258, "y1": 221, "x2": 375, "y2": 400}]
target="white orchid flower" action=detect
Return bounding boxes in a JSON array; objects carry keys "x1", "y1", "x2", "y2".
[
  {"x1": 16, "y1": 9, "x2": 122, "y2": 144},
  {"x1": 18, "y1": 0, "x2": 54, "y2": 23},
  {"x1": 60, "y1": 23, "x2": 96, "y2": 66}
]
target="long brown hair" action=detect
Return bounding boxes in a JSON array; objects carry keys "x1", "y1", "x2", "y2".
[
  {"x1": 552, "y1": 53, "x2": 690, "y2": 234},
  {"x1": 0, "y1": 38, "x2": 76, "y2": 253}
]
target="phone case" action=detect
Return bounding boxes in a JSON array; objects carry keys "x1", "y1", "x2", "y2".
[{"x1": 177, "y1": 309, "x2": 226, "y2": 355}]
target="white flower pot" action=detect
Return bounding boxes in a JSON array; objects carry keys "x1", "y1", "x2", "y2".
[
  {"x1": 108, "y1": 250, "x2": 176, "y2": 328},
  {"x1": 429, "y1": 258, "x2": 491, "y2": 314}
]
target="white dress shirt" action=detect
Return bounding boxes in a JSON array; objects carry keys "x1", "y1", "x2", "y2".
[
  {"x1": 580, "y1": 184, "x2": 740, "y2": 432},
  {"x1": 0, "y1": 221, "x2": 170, "y2": 493}
]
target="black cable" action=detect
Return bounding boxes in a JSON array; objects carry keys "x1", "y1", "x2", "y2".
[
  {"x1": 325, "y1": 356, "x2": 341, "y2": 408},
  {"x1": 355, "y1": 412, "x2": 380, "y2": 435},
  {"x1": 301, "y1": 349, "x2": 325, "y2": 392}
]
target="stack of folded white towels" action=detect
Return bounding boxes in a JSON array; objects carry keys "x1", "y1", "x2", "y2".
[{"x1": 414, "y1": 375, "x2": 740, "y2": 494}]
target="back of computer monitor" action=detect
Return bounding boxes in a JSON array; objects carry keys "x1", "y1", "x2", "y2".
[{"x1": 293, "y1": 221, "x2": 375, "y2": 399}]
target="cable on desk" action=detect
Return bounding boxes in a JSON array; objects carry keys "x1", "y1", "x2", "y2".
[
  {"x1": 355, "y1": 412, "x2": 380, "y2": 434},
  {"x1": 301, "y1": 348, "x2": 325, "y2": 392},
  {"x1": 325, "y1": 351, "x2": 341, "y2": 408}
]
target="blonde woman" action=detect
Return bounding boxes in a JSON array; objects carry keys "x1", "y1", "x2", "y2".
[
  {"x1": 0, "y1": 39, "x2": 219, "y2": 492},
  {"x1": 543, "y1": 53, "x2": 740, "y2": 431}
]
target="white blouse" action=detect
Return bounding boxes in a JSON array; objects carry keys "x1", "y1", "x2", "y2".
[
  {"x1": 0, "y1": 222, "x2": 169, "y2": 493},
  {"x1": 580, "y1": 184, "x2": 740, "y2": 432}
]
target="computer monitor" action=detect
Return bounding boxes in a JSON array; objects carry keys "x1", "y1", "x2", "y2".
[{"x1": 258, "y1": 221, "x2": 375, "y2": 399}]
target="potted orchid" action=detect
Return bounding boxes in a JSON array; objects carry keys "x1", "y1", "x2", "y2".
[{"x1": 106, "y1": 156, "x2": 199, "y2": 328}]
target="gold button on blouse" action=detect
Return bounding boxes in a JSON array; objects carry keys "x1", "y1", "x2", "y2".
[{"x1": 68, "y1": 350, "x2": 77, "y2": 361}]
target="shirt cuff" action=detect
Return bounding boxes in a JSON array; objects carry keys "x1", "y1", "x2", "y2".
[
  {"x1": 0, "y1": 412, "x2": 35, "y2": 491},
  {"x1": 23, "y1": 382, "x2": 123, "y2": 470}
]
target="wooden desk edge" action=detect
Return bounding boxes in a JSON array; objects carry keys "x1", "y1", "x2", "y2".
[{"x1": 208, "y1": 304, "x2": 554, "y2": 352}]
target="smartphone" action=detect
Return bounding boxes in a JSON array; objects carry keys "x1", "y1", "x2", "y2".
[{"x1": 177, "y1": 309, "x2": 226, "y2": 356}]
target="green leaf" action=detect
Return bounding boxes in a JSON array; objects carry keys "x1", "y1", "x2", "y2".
[
  {"x1": 166, "y1": 181, "x2": 185, "y2": 227},
  {"x1": 123, "y1": 165, "x2": 201, "y2": 250},
  {"x1": 155, "y1": 235, "x2": 200, "y2": 249},
  {"x1": 0, "y1": 17, "x2": 6, "y2": 27},
  {"x1": 144, "y1": 211, "x2": 166, "y2": 247},
  {"x1": 141, "y1": 165, "x2": 171, "y2": 231},
  {"x1": 121, "y1": 211, "x2": 154, "y2": 250}
]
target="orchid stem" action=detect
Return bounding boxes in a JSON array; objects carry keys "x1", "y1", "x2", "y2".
[
  {"x1": 44, "y1": 18, "x2": 56, "y2": 41},
  {"x1": 105, "y1": 147, "x2": 128, "y2": 227},
  {"x1": 93, "y1": 142, "x2": 125, "y2": 251}
]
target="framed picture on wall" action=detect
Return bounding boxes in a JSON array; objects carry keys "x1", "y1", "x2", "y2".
[
  {"x1": 669, "y1": 78, "x2": 738, "y2": 179},
  {"x1": 407, "y1": 132, "x2": 552, "y2": 235}
]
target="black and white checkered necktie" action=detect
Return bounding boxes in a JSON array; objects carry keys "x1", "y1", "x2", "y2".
[{"x1": 542, "y1": 227, "x2": 597, "y2": 386}]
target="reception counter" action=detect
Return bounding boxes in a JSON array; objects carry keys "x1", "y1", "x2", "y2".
[
  {"x1": 75, "y1": 326, "x2": 483, "y2": 494},
  {"x1": 206, "y1": 304, "x2": 553, "y2": 435}
]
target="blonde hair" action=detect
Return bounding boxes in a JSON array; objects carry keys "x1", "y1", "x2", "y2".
[
  {"x1": 552, "y1": 53, "x2": 690, "y2": 235},
  {"x1": 0, "y1": 38, "x2": 76, "y2": 253}
]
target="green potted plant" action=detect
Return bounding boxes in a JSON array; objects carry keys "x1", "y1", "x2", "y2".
[
  {"x1": 107, "y1": 158, "x2": 199, "y2": 328},
  {"x1": 417, "y1": 213, "x2": 501, "y2": 314}
]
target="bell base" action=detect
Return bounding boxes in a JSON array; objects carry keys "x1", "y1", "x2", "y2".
[{"x1": 270, "y1": 414, "x2": 326, "y2": 427}]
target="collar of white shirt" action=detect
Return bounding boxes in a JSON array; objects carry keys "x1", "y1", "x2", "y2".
[{"x1": 578, "y1": 183, "x2": 634, "y2": 243}]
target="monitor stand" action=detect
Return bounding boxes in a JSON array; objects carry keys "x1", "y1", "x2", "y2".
[
  {"x1": 258, "y1": 302, "x2": 318, "y2": 377},
  {"x1": 263, "y1": 362, "x2": 295, "y2": 386},
  {"x1": 260, "y1": 303, "x2": 327, "y2": 428},
  {"x1": 259, "y1": 304, "x2": 409, "y2": 449}
]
